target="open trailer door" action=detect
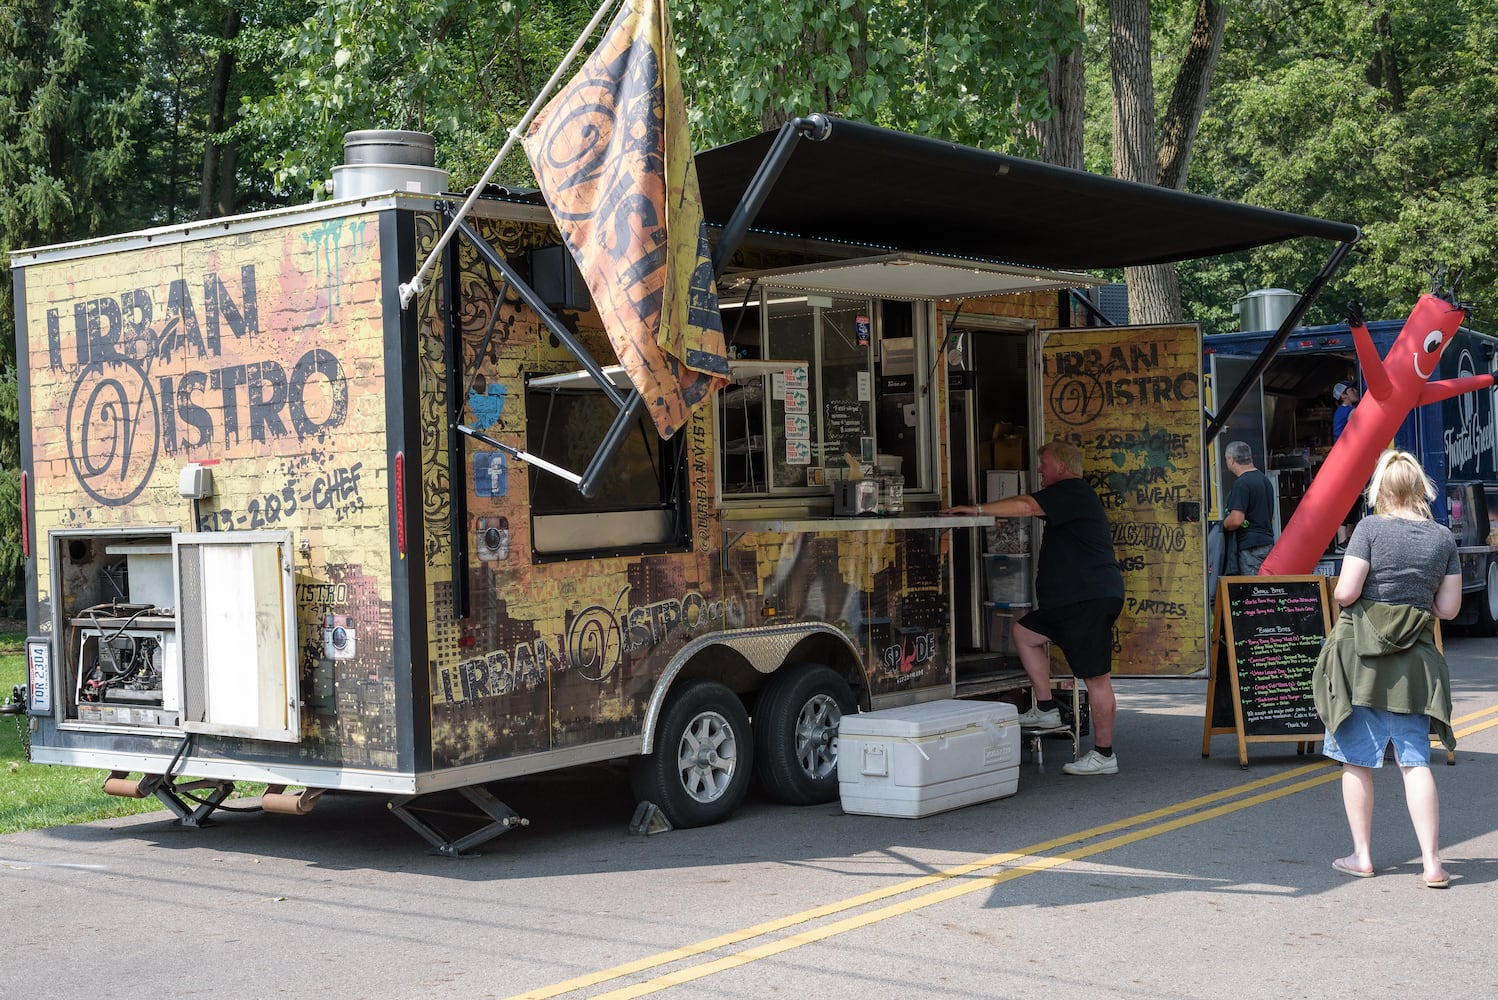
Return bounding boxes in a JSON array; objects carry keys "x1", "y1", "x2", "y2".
[
  {"x1": 175, "y1": 531, "x2": 301, "y2": 742},
  {"x1": 1038, "y1": 324, "x2": 1207, "y2": 676}
]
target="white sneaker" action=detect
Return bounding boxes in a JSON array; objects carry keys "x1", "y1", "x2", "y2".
[
  {"x1": 1015, "y1": 706, "x2": 1062, "y2": 729},
  {"x1": 1062, "y1": 749, "x2": 1118, "y2": 775}
]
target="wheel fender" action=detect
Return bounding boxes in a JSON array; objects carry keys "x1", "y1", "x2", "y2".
[{"x1": 637, "y1": 623, "x2": 863, "y2": 754}]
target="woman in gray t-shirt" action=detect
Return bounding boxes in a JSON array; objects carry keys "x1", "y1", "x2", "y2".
[
  {"x1": 1324, "y1": 450, "x2": 1462, "y2": 887},
  {"x1": 1344, "y1": 515, "x2": 1459, "y2": 608}
]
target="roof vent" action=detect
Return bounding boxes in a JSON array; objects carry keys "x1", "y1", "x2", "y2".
[
  {"x1": 1233, "y1": 288, "x2": 1299, "y2": 332},
  {"x1": 331, "y1": 130, "x2": 449, "y2": 198}
]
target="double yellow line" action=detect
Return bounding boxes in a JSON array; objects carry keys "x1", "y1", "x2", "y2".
[{"x1": 511, "y1": 705, "x2": 1498, "y2": 1000}]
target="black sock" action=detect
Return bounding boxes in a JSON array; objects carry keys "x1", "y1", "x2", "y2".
[
  {"x1": 1035, "y1": 699, "x2": 1056, "y2": 711},
  {"x1": 1094, "y1": 745, "x2": 1113, "y2": 757}
]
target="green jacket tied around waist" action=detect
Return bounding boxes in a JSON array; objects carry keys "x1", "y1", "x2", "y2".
[{"x1": 1312, "y1": 599, "x2": 1455, "y2": 751}]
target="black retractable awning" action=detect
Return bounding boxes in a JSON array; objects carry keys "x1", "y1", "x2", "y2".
[{"x1": 693, "y1": 117, "x2": 1359, "y2": 270}]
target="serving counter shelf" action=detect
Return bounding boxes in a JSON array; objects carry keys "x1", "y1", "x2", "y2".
[{"x1": 724, "y1": 514, "x2": 991, "y2": 533}]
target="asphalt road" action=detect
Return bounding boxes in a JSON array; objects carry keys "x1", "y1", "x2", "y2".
[{"x1": 5, "y1": 637, "x2": 1498, "y2": 1000}]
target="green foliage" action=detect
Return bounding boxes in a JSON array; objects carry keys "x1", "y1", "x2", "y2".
[
  {"x1": 242, "y1": 0, "x2": 600, "y2": 197},
  {"x1": 683, "y1": 0, "x2": 1083, "y2": 152},
  {"x1": 0, "y1": 638, "x2": 165, "y2": 833},
  {"x1": 0, "y1": 638, "x2": 268, "y2": 834},
  {"x1": 1180, "y1": 0, "x2": 1498, "y2": 331},
  {"x1": 240, "y1": 0, "x2": 1083, "y2": 196}
]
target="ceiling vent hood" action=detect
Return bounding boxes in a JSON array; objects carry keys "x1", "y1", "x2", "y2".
[{"x1": 722, "y1": 252, "x2": 1099, "y2": 302}]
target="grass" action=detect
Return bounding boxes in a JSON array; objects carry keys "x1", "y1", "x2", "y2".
[{"x1": 0, "y1": 630, "x2": 263, "y2": 835}]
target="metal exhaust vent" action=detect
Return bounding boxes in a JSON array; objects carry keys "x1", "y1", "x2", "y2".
[{"x1": 331, "y1": 129, "x2": 449, "y2": 198}]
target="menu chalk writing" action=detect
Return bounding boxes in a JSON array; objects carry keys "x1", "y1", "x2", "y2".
[
  {"x1": 824, "y1": 399, "x2": 868, "y2": 457},
  {"x1": 1203, "y1": 575, "x2": 1331, "y2": 765}
]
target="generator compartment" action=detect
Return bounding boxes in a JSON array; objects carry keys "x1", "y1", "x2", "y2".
[{"x1": 837, "y1": 699, "x2": 1020, "y2": 818}]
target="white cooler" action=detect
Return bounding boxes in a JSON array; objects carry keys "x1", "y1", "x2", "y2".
[{"x1": 837, "y1": 699, "x2": 1020, "y2": 818}]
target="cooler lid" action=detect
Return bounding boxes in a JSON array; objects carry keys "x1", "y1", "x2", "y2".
[{"x1": 839, "y1": 699, "x2": 1016, "y2": 739}]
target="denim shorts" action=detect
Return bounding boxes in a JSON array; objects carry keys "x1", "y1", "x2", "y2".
[{"x1": 1322, "y1": 705, "x2": 1431, "y2": 768}]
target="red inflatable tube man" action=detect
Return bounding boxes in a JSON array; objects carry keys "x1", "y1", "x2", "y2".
[{"x1": 1259, "y1": 292, "x2": 1493, "y2": 576}]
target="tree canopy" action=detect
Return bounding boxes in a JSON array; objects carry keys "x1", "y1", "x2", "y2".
[
  {"x1": 1183, "y1": 0, "x2": 1497, "y2": 329},
  {"x1": 0, "y1": 0, "x2": 1493, "y2": 607}
]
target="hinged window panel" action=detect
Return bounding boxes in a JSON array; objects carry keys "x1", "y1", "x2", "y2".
[{"x1": 175, "y1": 531, "x2": 300, "y2": 742}]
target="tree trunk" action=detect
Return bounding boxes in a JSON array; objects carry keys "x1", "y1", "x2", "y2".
[
  {"x1": 1109, "y1": 0, "x2": 1182, "y2": 324},
  {"x1": 1109, "y1": 0, "x2": 1155, "y2": 187},
  {"x1": 1033, "y1": 0, "x2": 1085, "y2": 169},
  {"x1": 199, "y1": 8, "x2": 242, "y2": 220},
  {"x1": 1372, "y1": 9, "x2": 1405, "y2": 112},
  {"x1": 216, "y1": 138, "x2": 238, "y2": 217},
  {"x1": 760, "y1": 6, "x2": 868, "y2": 132},
  {"x1": 1157, "y1": 0, "x2": 1226, "y2": 191}
]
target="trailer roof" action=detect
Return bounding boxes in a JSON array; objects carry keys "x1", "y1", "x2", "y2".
[{"x1": 694, "y1": 118, "x2": 1360, "y2": 270}]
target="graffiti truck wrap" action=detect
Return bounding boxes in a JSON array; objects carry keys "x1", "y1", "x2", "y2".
[
  {"x1": 18, "y1": 211, "x2": 402, "y2": 768},
  {"x1": 10, "y1": 194, "x2": 973, "y2": 848},
  {"x1": 1038, "y1": 325, "x2": 1208, "y2": 676}
]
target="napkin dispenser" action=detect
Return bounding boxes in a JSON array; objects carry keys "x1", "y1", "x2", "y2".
[{"x1": 834, "y1": 478, "x2": 880, "y2": 516}]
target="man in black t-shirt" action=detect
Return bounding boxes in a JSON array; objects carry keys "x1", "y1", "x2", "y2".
[
  {"x1": 943, "y1": 440, "x2": 1124, "y2": 776},
  {"x1": 1223, "y1": 441, "x2": 1276, "y2": 575}
]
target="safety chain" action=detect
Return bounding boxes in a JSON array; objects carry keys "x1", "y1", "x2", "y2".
[
  {"x1": 14, "y1": 711, "x2": 30, "y2": 761},
  {"x1": 5, "y1": 685, "x2": 30, "y2": 762}
]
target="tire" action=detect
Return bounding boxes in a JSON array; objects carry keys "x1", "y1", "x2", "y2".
[
  {"x1": 1474, "y1": 559, "x2": 1498, "y2": 637},
  {"x1": 753, "y1": 665, "x2": 857, "y2": 806},
  {"x1": 631, "y1": 679, "x2": 752, "y2": 829}
]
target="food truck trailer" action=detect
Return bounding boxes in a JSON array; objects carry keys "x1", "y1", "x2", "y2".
[{"x1": 7, "y1": 117, "x2": 1359, "y2": 853}]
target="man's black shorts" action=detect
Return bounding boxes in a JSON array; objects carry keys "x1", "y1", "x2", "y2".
[{"x1": 1018, "y1": 597, "x2": 1123, "y2": 679}]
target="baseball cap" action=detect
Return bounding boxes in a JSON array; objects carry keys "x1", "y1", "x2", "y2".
[{"x1": 1333, "y1": 381, "x2": 1354, "y2": 400}]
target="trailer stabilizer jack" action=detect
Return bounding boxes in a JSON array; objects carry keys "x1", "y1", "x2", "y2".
[
  {"x1": 387, "y1": 785, "x2": 529, "y2": 858},
  {"x1": 103, "y1": 772, "x2": 236, "y2": 827}
]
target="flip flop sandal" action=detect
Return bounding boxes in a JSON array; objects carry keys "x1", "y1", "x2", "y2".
[{"x1": 1332, "y1": 858, "x2": 1374, "y2": 878}]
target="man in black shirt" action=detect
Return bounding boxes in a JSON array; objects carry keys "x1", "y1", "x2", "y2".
[
  {"x1": 1223, "y1": 441, "x2": 1276, "y2": 575},
  {"x1": 944, "y1": 440, "x2": 1124, "y2": 775}
]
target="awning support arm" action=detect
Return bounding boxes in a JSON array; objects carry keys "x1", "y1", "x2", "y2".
[
  {"x1": 457, "y1": 425, "x2": 582, "y2": 486},
  {"x1": 580, "y1": 392, "x2": 648, "y2": 497},
  {"x1": 1068, "y1": 289, "x2": 1114, "y2": 326},
  {"x1": 450, "y1": 212, "x2": 638, "y2": 497},
  {"x1": 709, "y1": 113, "x2": 834, "y2": 279},
  {"x1": 453, "y1": 215, "x2": 630, "y2": 411},
  {"x1": 1204, "y1": 238, "x2": 1359, "y2": 444}
]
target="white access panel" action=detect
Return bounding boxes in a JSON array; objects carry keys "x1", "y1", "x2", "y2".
[{"x1": 174, "y1": 531, "x2": 300, "y2": 742}]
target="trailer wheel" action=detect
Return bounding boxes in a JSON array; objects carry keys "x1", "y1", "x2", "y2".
[
  {"x1": 753, "y1": 665, "x2": 856, "y2": 805},
  {"x1": 631, "y1": 679, "x2": 752, "y2": 829},
  {"x1": 1474, "y1": 559, "x2": 1498, "y2": 636}
]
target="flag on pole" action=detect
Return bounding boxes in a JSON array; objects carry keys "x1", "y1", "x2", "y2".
[{"x1": 522, "y1": 0, "x2": 729, "y2": 440}]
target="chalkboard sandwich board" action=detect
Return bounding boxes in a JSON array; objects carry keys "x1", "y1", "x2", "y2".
[{"x1": 1203, "y1": 575, "x2": 1332, "y2": 767}]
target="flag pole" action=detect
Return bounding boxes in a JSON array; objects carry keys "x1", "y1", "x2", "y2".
[{"x1": 398, "y1": 0, "x2": 624, "y2": 310}]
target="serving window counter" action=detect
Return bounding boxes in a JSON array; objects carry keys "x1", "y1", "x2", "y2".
[
  {"x1": 715, "y1": 293, "x2": 935, "y2": 505},
  {"x1": 711, "y1": 282, "x2": 1040, "y2": 710}
]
